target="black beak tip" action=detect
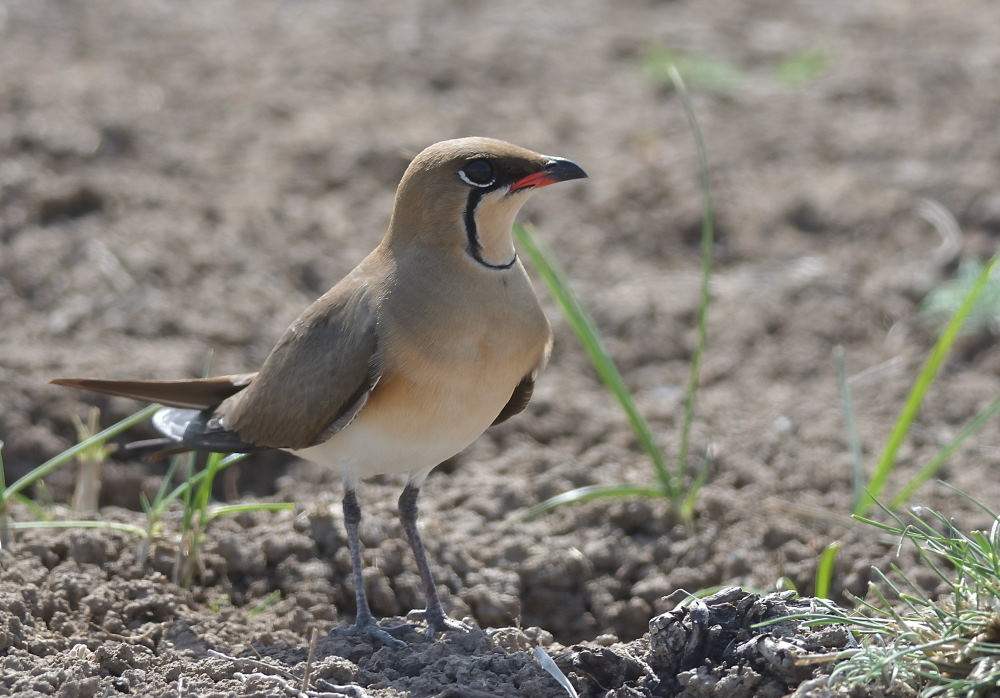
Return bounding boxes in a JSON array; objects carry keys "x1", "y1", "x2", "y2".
[{"x1": 545, "y1": 157, "x2": 588, "y2": 183}]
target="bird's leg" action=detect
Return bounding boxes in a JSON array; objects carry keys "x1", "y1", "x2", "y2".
[
  {"x1": 342, "y1": 489, "x2": 377, "y2": 627},
  {"x1": 332, "y1": 487, "x2": 408, "y2": 648},
  {"x1": 398, "y1": 483, "x2": 472, "y2": 635}
]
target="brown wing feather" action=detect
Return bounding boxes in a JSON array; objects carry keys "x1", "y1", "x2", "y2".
[
  {"x1": 492, "y1": 374, "x2": 535, "y2": 426},
  {"x1": 50, "y1": 374, "x2": 255, "y2": 410},
  {"x1": 216, "y1": 273, "x2": 381, "y2": 450}
]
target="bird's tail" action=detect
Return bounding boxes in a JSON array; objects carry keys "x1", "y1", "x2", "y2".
[
  {"x1": 49, "y1": 374, "x2": 256, "y2": 410},
  {"x1": 51, "y1": 375, "x2": 265, "y2": 455}
]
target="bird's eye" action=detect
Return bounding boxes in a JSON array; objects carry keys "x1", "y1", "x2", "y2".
[{"x1": 458, "y1": 159, "x2": 495, "y2": 187}]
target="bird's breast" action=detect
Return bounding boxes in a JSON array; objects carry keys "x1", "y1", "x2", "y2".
[
  {"x1": 298, "y1": 264, "x2": 550, "y2": 479},
  {"x1": 370, "y1": 293, "x2": 546, "y2": 441}
]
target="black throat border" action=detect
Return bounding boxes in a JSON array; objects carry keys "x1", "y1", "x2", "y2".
[{"x1": 464, "y1": 189, "x2": 516, "y2": 270}]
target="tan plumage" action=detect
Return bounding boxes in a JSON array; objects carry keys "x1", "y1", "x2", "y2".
[{"x1": 52, "y1": 137, "x2": 586, "y2": 643}]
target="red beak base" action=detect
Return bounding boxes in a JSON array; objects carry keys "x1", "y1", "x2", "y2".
[
  {"x1": 510, "y1": 170, "x2": 557, "y2": 192},
  {"x1": 509, "y1": 156, "x2": 588, "y2": 193}
]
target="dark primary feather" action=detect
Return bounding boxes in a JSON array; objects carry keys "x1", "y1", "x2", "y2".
[
  {"x1": 492, "y1": 374, "x2": 535, "y2": 426},
  {"x1": 153, "y1": 407, "x2": 263, "y2": 453}
]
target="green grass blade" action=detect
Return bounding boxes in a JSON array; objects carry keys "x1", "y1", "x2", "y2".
[
  {"x1": 3, "y1": 404, "x2": 160, "y2": 502},
  {"x1": 180, "y1": 451, "x2": 220, "y2": 587},
  {"x1": 0, "y1": 441, "x2": 7, "y2": 548},
  {"x1": 834, "y1": 347, "x2": 866, "y2": 511},
  {"x1": 178, "y1": 452, "x2": 198, "y2": 533},
  {"x1": 679, "y1": 452, "x2": 712, "y2": 521},
  {"x1": 154, "y1": 452, "x2": 248, "y2": 519},
  {"x1": 922, "y1": 257, "x2": 1000, "y2": 334},
  {"x1": 8, "y1": 492, "x2": 48, "y2": 520},
  {"x1": 208, "y1": 502, "x2": 293, "y2": 520},
  {"x1": 644, "y1": 44, "x2": 745, "y2": 95},
  {"x1": 939, "y1": 481, "x2": 1000, "y2": 527},
  {"x1": 514, "y1": 65, "x2": 715, "y2": 517},
  {"x1": 246, "y1": 590, "x2": 283, "y2": 619},
  {"x1": 513, "y1": 223, "x2": 675, "y2": 500},
  {"x1": 774, "y1": 576, "x2": 798, "y2": 593},
  {"x1": 890, "y1": 393, "x2": 1000, "y2": 509},
  {"x1": 4, "y1": 519, "x2": 148, "y2": 536},
  {"x1": 522, "y1": 483, "x2": 666, "y2": 519},
  {"x1": 144, "y1": 455, "x2": 183, "y2": 517},
  {"x1": 776, "y1": 49, "x2": 829, "y2": 87},
  {"x1": 815, "y1": 541, "x2": 842, "y2": 599},
  {"x1": 193, "y1": 451, "x2": 225, "y2": 520},
  {"x1": 668, "y1": 64, "x2": 715, "y2": 498},
  {"x1": 855, "y1": 252, "x2": 1000, "y2": 516},
  {"x1": 180, "y1": 451, "x2": 250, "y2": 587}
]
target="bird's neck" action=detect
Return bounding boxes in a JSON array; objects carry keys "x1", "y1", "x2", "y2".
[
  {"x1": 463, "y1": 187, "x2": 533, "y2": 270},
  {"x1": 383, "y1": 187, "x2": 531, "y2": 270},
  {"x1": 468, "y1": 201, "x2": 517, "y2": 268}
]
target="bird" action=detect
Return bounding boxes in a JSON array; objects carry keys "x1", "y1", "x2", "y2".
[{"x1": 51, "y1": 137, "x2": 587, "y2": 646}]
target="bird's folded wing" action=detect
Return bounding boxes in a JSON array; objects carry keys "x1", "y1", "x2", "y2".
[
  {"x1": 216, "y1": 279, "x2": 381, "y2": 450},
  {"x1": 492, "y1": 333, "x2": 550, "y2": 426},
  {"x1": 492, "y1": 374, "x2": 535, "y2": 426}
]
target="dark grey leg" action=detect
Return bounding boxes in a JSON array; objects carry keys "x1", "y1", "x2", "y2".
[
  {"x1": 342, "y1": 489, "x2": 375, "y2": 627},
  {"x1": 333, "y1": 488, "x2": 408, "y2": 648},
  {"x1": 398, "y1": 483, "x2": 471, "y2": 635}
]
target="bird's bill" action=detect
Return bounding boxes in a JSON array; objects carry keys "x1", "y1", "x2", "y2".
[{"x1": 509, "y1": 156, "x2": 588, "y2": 193}]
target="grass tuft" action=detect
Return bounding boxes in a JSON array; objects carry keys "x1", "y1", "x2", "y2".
[
  {"x1": 71, "y1": 406, "x2": 113, "y2": 514},
  {"x1": 1, "y1": 404, "x2": 160, "y2": 505},
  {"x1": 246, "y1": 590, "x2": 283, "y2": 619},
  {"x1": 814, "y1": 541, "x2": 842, "y2": 599},
  {"x1": 644, "y1": 44, "x2": 744, "y2": 95},
  {"x1": 515, "y1": 63, "x2": 715, "y2": 519},
  {"x1": 822, "y1": 494, "x2": 1000, "y2": 696},
  {"x1": 514, "y1": 223, "x2": 678, "y2": 503},
  {"x1": 670, "y1": 64, "x2": 715, "y2": 509},
  {"x1": 922, "y1": 257, "x2": 1000, "y2": 335},
  {"x1": 3, "y1": 405, "x2": 284, "y2": 589},
  {"x1": 521, "y1": 483, "x2": 666, "y2": 519},
  {"x1": 834, "y1": 346, "x2": 866, "y2": 511},
  {"x1": 776, "y1": 49, "x2": 829, "y2": 87},
  {"x1": 855, "y1": 251, "x2": 1000, "y2": 516},
  {"x1": 644, "y1": 44, "x2": 830, "y2": 94},
  {"x1": 0, "y1": 440, "x2": 7, "y2": 549}
]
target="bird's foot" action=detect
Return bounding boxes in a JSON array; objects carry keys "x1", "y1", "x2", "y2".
[
  {"x1": 331, "y1": 618, "x2": 412, "y2": 648},
  {"x1": 406, "y1": 608, "x2": 473, "y2": 636}
]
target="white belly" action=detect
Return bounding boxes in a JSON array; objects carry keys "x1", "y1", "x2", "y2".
[{"x1": 293, "y1": 408, "x2": 488, "y2": 484}]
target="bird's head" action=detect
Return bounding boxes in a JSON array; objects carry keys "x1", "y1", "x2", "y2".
[{"x1": 386, "y1": 137, "x2": 587, "y2": 269}]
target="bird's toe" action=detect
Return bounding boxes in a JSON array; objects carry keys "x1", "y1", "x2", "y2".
[
  {"x1": 331, "y1": 619, "x2": 412, "y2": 648},
  {"x1": 406, "y1": 608, "x2": 474, "y2": 636}
]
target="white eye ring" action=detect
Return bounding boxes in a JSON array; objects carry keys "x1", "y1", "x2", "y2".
[{"x1": 457, "y1": 168, "x2": 495, "y2": 188}]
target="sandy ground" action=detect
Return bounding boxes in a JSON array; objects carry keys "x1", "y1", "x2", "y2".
[{"x1": 3, "y1": 0, "x2": 1000, "y2": 695}]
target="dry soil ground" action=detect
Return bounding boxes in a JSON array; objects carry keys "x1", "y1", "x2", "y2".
[{"x1": 3, "y1": 1, "x2": 1000, "y2": 696}]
